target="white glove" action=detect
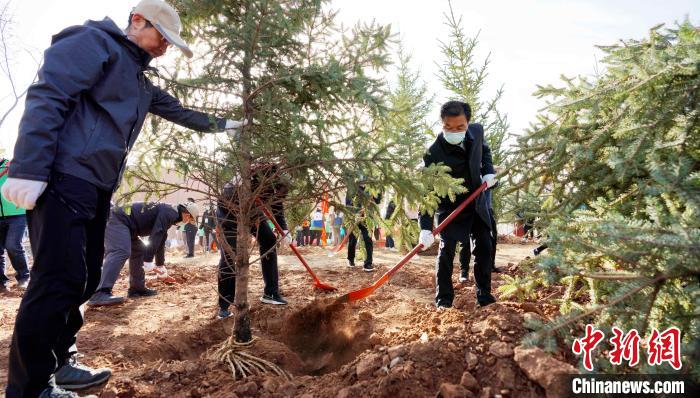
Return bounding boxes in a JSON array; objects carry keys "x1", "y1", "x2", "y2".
[
  {"x1": 154, "y1": 266, "x2": 169, "y2": 278},
  {"x1": 225, "y1": 119, "x2": 248, "y2": 138},
  {"x1": 418, "y1": 230, "x2": 435, "y2": 251},
  {"x1": 282, "y1": 230, "x2": 293, "y2": 245},
  {"x1": 1, "y1": 177, "x2": 48, "y2": 210},
  {"x1": 481, "y1": 174, "x2": 497, "y2": 188},
  {"x1": 143, "y1": 262, "x2": 155, "y2": 273}
]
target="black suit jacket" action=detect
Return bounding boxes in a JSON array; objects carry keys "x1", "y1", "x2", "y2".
[{"x1": 419, "y1": 123, "x2": 495, "y2": 240}]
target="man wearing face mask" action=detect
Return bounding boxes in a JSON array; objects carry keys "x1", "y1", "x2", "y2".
[
  {"x1": 1, "y1": 1, "x2": 246, "y2": 397},
  {"x1": 418, "y1": 101, "x2": 497, "y2": 309}
]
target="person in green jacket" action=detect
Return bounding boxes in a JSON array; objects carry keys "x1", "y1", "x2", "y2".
[{"x1": 0, "y1": 159, "x2": 30, "y2": 290}]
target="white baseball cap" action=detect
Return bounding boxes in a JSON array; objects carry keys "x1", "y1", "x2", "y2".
[{"x1": 132, "y1": 0, "x2": 193, "y2": 58}]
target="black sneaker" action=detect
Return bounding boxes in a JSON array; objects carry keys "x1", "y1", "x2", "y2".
[
  {"x1": 477, "y1": 294, "x2": 497, "y2": 307},
  {"x1": 54, "y1": 356, "x2": 111, "y2": 390},
  {"x1": 459, "y1": 269, "x2": 469, "y2": 283},
  {"x1": 363, "y1": 264, "x2": 374, "y2": 272},
  {"x1": 17, "y1": 278, "x2": 29, "y2": 289},
  {"x1": 260, "y1": 294, "x2": 288, "y2": 305},
  {"x1": 39, "y1": 387, "x2": 97, "y2": 398},
  {"x1": 184, "y1": 254, "x2": 194, "y2": 258},
  {"x1": 127, "y1": 287, "x2": 158, "y2": 298},
  {"x1": 347, "y1": 260, "x2": 355, "y2": 268},
  {"x1": 492, "y1": 266, "x2": 503, "y2": 273},
  {"x1": 216, "y1": 308, "x2": 232, "y2": 319},
  {"x1": 87, "y1": 291, "x2": 125, "y2": 307}
]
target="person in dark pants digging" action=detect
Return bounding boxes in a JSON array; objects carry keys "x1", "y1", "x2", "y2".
[
  {"x1": 418, "y1": 101, "x2": 497, "y2": 309},
  {"x1": 87, "y1": 201, "x2": 199, "y2": 306},
  {"x1": 183, "y1": 197, "x2": 197, "y2": 257},
  {"x1": 216, "y1": 163, "x2": 292, "y2": 319},
  {"x1": 345, "y1": 185, "x2": 380, "y2": 273},
  {"x1": 0, "y1": 1, "x2": 246, "y2": 396},
  {"x1": 0, "y1": 159, "x2": 30, "y2": 291}
]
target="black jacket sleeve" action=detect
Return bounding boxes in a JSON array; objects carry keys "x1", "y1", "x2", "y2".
[
  {"x1": 149, "y1": 85, "x2": 227, "y2": 133},
  {"x1": 144, "y1": 208, "x2": 176, "y2": 262},
  {"x1": 155, "y1": 238, "x2": 166, "y2": 266},
  {"x1": 10, "y1": 28, "x2": 110, "y2": 182}
]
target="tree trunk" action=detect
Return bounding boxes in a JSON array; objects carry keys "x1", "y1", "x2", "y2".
[{"x1": 233, "y1": 11, "x2": 256, "y2": 342}]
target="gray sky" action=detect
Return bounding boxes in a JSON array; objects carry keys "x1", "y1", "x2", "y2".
[{"x1": 0, "y1": 0, "x2": 697, "y2": 156}]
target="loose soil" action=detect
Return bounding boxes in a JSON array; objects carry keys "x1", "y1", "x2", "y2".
[{"x1": 0, "y1": 243, "x2": 568, "y2": 397}]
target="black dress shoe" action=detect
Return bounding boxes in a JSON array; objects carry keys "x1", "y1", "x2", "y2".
[
  {"x1": 87, "y1": 290, "x2": 125, "y2": 306},
  {"x1": 127, "y1": 287, "x2": 158, "y2": 298},
  {"x1": 477, "y1": 294, "x2": 497, "y2": 307}
]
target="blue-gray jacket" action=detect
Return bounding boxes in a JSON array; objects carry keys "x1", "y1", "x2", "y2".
[{"x1": 9, "y1": 18, "x2": 226, "y2": 191}]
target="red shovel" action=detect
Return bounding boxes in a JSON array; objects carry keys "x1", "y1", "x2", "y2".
[
  {"x1": 256, "y1": 198, "x2": 337, "y2": 292},
  {"x1": 334, "y1": 182, "x2": 488, "y2": 304}
]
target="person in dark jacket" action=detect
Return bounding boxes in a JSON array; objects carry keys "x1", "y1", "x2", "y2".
[
  {"x1": 216, "y1": 163, "x2": 292, "y2": 319},
  {"x1": 384, "y1": 200, "x2": 396, "y2": 249},
  {"x1": 0, "y1": 2, "x2": 246, "y2": 397},
  {"x1": 0, "y1": 159, "x2": 30, "y2": 291},
  {"x1": 418, "y1": 101, "x2": 497, "y2": 309},
  {"x1": 183, "y1": 197, "x2": 197, "y2": 258},
  {"x1": 346, "y1": 186, "x2": 380, "y2": 273},
  {"x1": 87, "y1": 201, "x2": 199, "y2": 306},
  {"x1": 200, "y1": 204, "x2": 217, "y2": 253}
]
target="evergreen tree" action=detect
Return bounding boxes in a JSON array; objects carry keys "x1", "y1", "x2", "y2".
[
  {"x1": 506, "y1": 21, "x2": 699, "y2": 377},
  {"x1": 375, "y1": 43, "x2": 435, "y2": 252},
  {"x1": 437, "y1": 0, "x2": 509, "y2": 219},
  {"x1": 119, "y1": 1, "x2": 464, "y2": 379}
]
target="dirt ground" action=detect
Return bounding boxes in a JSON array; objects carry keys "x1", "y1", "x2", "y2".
[{"x1": 0, "y1": 242, "x2": 566, "y2": 397}]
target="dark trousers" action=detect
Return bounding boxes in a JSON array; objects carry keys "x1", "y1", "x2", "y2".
[
  {"x1": 6, "y1": 174, "x2": 111, "y2": 398},
  {"x1": 385, "y1": 235, "x2": 394, "y2": 248},
  {"x1": 184, "y1": 223, "x2": 197, "y2": 256},
  {"x1": 436, "y1": 214, "x2": 493, "y2": 307},
  {"x1": 460, "y1": 209, "x2": 498, "y2": 273},
  {"x1": 96, "y1": 218, "x2": 165, "y2": 292},
  {"x1": 295, "y1": 230, "x2": 304, "y2": 247},
  {"x1": 218, "y1": 219, "x2": 279, "y2": 310},
  {"x1": 202, "y1": 227, "x2": 214, "y2": 251},
  {"x1": 347, "y1": 223, "x2": 372, "y2": 267},
  {"x1": 488, "y1": 209, "x2": 498, "y2": 267},
  {"x1": 310, "y1": 229, "x2": 322, "y2": 246},
  {"x1": 458, "y1": 240, "x2": 471, "y2": 274},
  {"x1": 302, "y1": 227, "x2": 310, "y2": 246},
  {"x1": 0, "y1": 215, "x2": 30, "y2": 284}
]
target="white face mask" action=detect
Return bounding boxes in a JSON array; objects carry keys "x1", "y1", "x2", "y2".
[{"x1": 443, "y1": 131, "x2": 466, "y2": 145}]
